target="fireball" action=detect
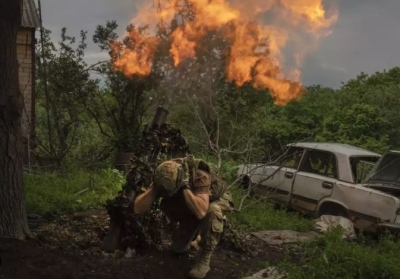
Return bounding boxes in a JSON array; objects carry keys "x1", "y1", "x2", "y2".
[{"x1": 111, "y1": 0, "x2": 338, "y2": 105}]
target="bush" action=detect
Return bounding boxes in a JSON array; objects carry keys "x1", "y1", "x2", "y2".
[
  {"x1": 24, "y1": 168, "x2": 124, "y2": 215},
  {"x1": 279, "y1": 229, "x2": 400, "y2": 279},
  {"x1": 218, "y1": 159, "x2": 239, "y2": 182},
  {"x1": 194, "y1": 156, "x2": 238, "y2": 180}
]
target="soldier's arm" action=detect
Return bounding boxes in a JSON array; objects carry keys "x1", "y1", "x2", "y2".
[
  {"x1": 133, "y1": 184, "x2": 159, "y2": 214},
  {"x1": 183, "y1": 190, "x2": 209, "y2": 219}
]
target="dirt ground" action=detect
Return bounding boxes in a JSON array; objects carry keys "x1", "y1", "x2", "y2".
[{"x1": 0, "y1": 210, "x2": 284, "y2": 279}]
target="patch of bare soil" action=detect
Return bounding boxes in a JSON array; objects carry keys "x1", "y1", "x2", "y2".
[{"x1": 0, "y1": 210, "x2": 283, "y2": 279}]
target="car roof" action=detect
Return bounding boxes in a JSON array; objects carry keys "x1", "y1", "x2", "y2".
[{"x1": 287, "y1": 142, "x2": 381, "y2": 157}]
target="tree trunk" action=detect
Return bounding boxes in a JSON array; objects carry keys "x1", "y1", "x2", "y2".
[{"x1": 0, "y1": 0, "x2": 32, "y2": 239}]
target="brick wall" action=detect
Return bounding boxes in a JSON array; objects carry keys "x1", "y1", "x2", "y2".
[
  {"x1": 17, "y1": 28, "x2": 33, "y2": 139},
  {"x1": 17, "y1": 27, "x2": 35, "y2": 166}
]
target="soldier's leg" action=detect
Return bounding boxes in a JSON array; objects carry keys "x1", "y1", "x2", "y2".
[
  {"x1": 188, "y1": 197, "x2": 231, "y2": 279},
  {"x1": 170, "y1": 216, "x2": 201, "y2": 253}
]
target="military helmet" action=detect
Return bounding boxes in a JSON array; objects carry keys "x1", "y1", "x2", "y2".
[{"x1": 153, "y1": 160, "x2": 183, "y2": 197}]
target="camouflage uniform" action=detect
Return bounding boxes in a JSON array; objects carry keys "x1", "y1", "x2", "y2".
[{"x1": 160, "y1": 169, "x2": 232, "y2": 278}]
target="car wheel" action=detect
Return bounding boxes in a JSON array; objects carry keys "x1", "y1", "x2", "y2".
[
  {"x1": 239, "y1": 176, "x2": 250, "y2": 190},
  {"x1": 318, "y1": 202, "x2": 349, "y2": 219}
]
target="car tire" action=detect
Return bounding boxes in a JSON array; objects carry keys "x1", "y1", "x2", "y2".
[{"x1": 239, "y1": 176, "x2": 251, "y2": 190}]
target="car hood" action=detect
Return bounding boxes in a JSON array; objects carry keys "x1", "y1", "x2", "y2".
[{"x1": 363, "y1": 151, "x2": 400, "y2": 197}]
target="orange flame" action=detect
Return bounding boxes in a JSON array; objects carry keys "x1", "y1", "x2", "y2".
[
  {"x1": 170, "y1": 0, "x2": 239, "y2": 66},
  {"x1": 111, "y1": 0, "x2": 338, "y2": 105},
  {"x1": 111, "y1": 27, "x2": 158, "y2": 76}
]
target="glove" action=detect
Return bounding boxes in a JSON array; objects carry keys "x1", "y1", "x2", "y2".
[{"x1": 181, "y1": 160, "x2": 190, "y2": 187}]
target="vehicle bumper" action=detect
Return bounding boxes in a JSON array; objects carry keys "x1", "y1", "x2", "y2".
[{"x1": 377, "y1": 223, "x2": 400, "y2": 233}]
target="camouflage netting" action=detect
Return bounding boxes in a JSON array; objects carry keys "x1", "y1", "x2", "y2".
[
  {"x1": 220, "y1": 220, "x2": 252, "y2": 254},
  {"x1": 137, "y1": 123, "x2": 191, "y2": 160},
  {"x1": 103, "y1": 109, "x2": 191, "y2": 252}
]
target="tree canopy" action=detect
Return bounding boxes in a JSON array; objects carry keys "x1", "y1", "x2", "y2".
[{"x1": 32, "y1": 19, "x2": 400, "y2": 170}]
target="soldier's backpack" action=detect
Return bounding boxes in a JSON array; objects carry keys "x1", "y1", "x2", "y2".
[{"x1": 184, "y1": 156, "x2": 228, "y2": 202}]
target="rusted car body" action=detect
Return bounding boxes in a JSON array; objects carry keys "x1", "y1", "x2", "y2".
[{"x1": 237, "y1": 143, "x2": 400, "y2": 233}]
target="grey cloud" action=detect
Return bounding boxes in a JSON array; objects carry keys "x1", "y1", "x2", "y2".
[
  {"x1": 301, "y1": 54, "x2": 350, "y2": 88},
  {"x1": 40, "y1": 0, "x2": 139, "y2": 70},
  {"x1": 41, "y1": 0, "x2": 137, "y2": 32},
  {"x1": 301, "y1": 0, "x2": 400, "y2": 87}
]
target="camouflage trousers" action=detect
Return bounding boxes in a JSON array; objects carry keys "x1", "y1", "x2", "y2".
[{"x1": 170, "y1": 192, "x2": 233, "y2": 253}]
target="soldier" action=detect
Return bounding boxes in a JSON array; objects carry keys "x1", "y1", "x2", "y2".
[{"x1": 134, "y1": 157, "x2": 233, "y2": 279}]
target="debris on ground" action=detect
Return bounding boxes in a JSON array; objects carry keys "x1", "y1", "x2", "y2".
[
  {"x1": 1, "y1": 235, "x2": 283, "y2": 279},
  {"x1": 243, "y1": 267, "x2": 287, "y2": 279},
  {"x1": 220, "y1": 220, "x2": 254, "y2": 254},
  {"x1": 251, "y1": 230, "x2": 320, "y2": 246},
  {"x1": 313, "y1": 214, "x2": 356, "y2": 239},
  {"x1": 251, "y1": 215, "x2": 356, "y2": 246},
  {"x1": 33, "y1": 209, "x2": 118, "y2": 257},
  {"x1": 2, "y1": 209, "x2": 285, "y2": 279},
  {"x1": 32, "y1": 209, "x2": 261, "y2": 259}
]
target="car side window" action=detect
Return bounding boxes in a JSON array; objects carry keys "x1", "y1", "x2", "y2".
[
  {"x1": 299, "y1": 149, "x2": 338, "y2": 179},
  {"x1": 278, "y1": 147, "x2": 304, "y2": 169}
]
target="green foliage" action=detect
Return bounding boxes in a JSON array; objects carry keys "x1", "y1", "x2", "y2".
[
  {"x1": 228, "y1": 188, "x2": 313, "y2": 232},
  {"x1": 279, "y1": 230, "x2": 400, "y2": 279},
  {"x1": 24, "y1": 169, "x2": 124, "y2": 215},
  {"x1": 92, "y1": 22, "x2": 163, "y2": 152},
  {"x1": 169, "y1": 66, "x2": 400, "y2": 162},
  {"x1": 198, "y1": 155, "x2": 238, "y2": 182},
  {"x1": 35, "y1": 27, "x2": 111, "y2": 168},
  {"x1": 318, "y1": 103, "x2": 391, "y2": 153},
  {"x1": 217, "y1": 160, "x2": 239, "y2": 182}
]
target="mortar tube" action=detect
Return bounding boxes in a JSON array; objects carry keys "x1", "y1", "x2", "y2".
[{"x1": 150, "y1": 106, "x2": 169, "y2": 129}]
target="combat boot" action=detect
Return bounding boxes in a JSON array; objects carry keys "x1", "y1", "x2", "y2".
[{"x1": 188, "y1": 249, "x2": 213, "y2": 278}]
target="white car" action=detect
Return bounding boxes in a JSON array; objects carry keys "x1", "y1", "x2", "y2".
[{"x1": 236, "y1": 142, "x2": 400, "y2": 233}]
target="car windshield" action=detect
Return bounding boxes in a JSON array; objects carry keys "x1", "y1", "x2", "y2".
[
  {"x1": 350, "y1": 156, "x2": 380, "y2": 183},
  {"x1": 366, "y1": 153, "x2": 400, "y2": 184},
  {"x1": 277, "y1": 146, "x2": 304, "y2": 169}
]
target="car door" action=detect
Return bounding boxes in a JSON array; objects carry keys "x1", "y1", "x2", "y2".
[
  {"x1": 290, "y1": 149, "x2": 338, "y2": 213},
  {"x1": 257, "y1": 146, "x2": 305, "y2": 204}
]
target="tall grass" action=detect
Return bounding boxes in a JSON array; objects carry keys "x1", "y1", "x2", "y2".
[
  {"x1": 279, "y1": 229, "x2": 400, "y2": 279},
  {"x1": 24, "y1": 168, "x2": 124, "y2": 215},
  {"x1": 228, "y1": 187, "x2": 313, "y2": 232}
]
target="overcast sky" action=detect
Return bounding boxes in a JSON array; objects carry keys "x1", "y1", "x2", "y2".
[{"x1": 38, "y1": 0, "x2": 400, "y2": 88}]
